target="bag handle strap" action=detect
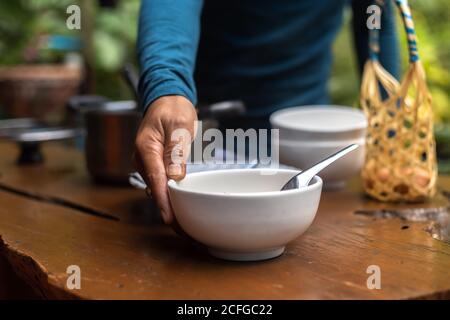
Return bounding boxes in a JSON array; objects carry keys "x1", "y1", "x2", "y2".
[{"x1": 369, "y1": 0, "x2": 419, "y2": 63}]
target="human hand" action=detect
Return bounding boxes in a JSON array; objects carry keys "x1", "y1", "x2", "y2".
[{"x1": 134, "y1": 95, "x2": 197, "y2": 224}]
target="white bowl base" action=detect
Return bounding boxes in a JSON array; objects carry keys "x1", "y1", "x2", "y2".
[{"x1": 208, "y1": 247, "x2": 285, "y2": 261}]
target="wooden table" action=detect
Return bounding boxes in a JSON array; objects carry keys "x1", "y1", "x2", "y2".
[{"x1": 0, "y1": 141, "x2": 449, "y2": 300}]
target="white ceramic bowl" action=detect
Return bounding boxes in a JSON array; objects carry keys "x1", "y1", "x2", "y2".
[
  {"x1": 270, "y1": 105, "x2": 367, "y2": 142},
  {"x1": 274, "y1": 139, "x2": 365, "y2": 188},
  {"x1": 168, "y1": 168, "x2": 322, "y2": 261}
]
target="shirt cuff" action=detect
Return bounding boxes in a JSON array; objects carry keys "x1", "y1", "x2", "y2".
[{"x1": 139, "y1": 74, "x2": 197, "y2": 113}]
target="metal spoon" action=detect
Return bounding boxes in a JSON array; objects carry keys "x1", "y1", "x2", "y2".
[{"x1": 281, "y1": 144, "x2": 359, "y2": 191}]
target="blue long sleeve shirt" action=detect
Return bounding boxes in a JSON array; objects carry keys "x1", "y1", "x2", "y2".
[{"x1": 138, "y1": 0, "x2": 399, "y2": 116}]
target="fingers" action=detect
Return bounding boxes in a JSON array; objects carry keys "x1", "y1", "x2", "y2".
[
  {"x1": 134, "y1": 96, "x2": 197, "y2": 225},
  {"x1": 135, "y1": 135, "x2": 174, "y2": 224},
  {"x1": 164, "y1": 129, "x2": 192, "y2": 181}
]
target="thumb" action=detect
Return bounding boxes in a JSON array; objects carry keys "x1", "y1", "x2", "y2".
[{"x1": 164, "y1": 128, "x2": 192, "y2": 181}]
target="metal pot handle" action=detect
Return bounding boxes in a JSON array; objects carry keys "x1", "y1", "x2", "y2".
[{"x1": 197, "y1": 100, "x2": 246, "y2": 120}]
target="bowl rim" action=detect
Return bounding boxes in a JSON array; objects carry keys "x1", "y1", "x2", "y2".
[
  {"x1": 270, "y1": 105, "x2": 368, "y2": 133},
  {"x1": 168, "y1": 168, "x2": 322, "y2": 197}
]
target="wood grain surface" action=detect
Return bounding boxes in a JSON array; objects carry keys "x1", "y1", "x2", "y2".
[{"x1": 0, "y1": 142, "x2": 449, "y2": 299}]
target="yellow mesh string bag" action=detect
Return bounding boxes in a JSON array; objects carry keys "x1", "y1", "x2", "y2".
[{"x1": 360, "y1": 0, "x2": 437, "y2": 202}]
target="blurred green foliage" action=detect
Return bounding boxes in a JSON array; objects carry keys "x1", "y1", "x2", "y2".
[
  {"x1": 0, "y1": 0, "x2": 139, "y2": 100},
  {"x1": 0, "y1": 0, "x2": 79, "y2": 64},
  {"x1": 330, "y1": 0, "x2": 450, "y2": 124}
]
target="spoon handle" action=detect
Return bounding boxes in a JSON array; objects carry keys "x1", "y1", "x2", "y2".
[{"x1": 281, "y1": 144, "x2": 359, "y2": 190}]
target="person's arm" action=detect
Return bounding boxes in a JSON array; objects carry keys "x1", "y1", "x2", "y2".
[
  {"x1": 135, "y1": 0, "x2": 203, "y2": 224},
  {"x1": 138, "y1": 0, "x2": 203, "y2": 109},
  {"x1": 351, "y1": 0, "x2": 400, "y2": 79}
]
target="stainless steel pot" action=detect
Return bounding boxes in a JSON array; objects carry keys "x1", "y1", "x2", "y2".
[
  {"x1": 84, "y1": 104, "x2": 141, "y2": 184},
  {"x1": 68, "y1": 99, "x2": 141, "y2": 184},
  {"x1": 70, "y1": 92, "x2": 245, "y2": 185}
]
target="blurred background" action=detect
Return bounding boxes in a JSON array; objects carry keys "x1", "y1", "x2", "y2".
[{"x1": 0, "y1": 0, "x2": 449, "y2": 169}]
